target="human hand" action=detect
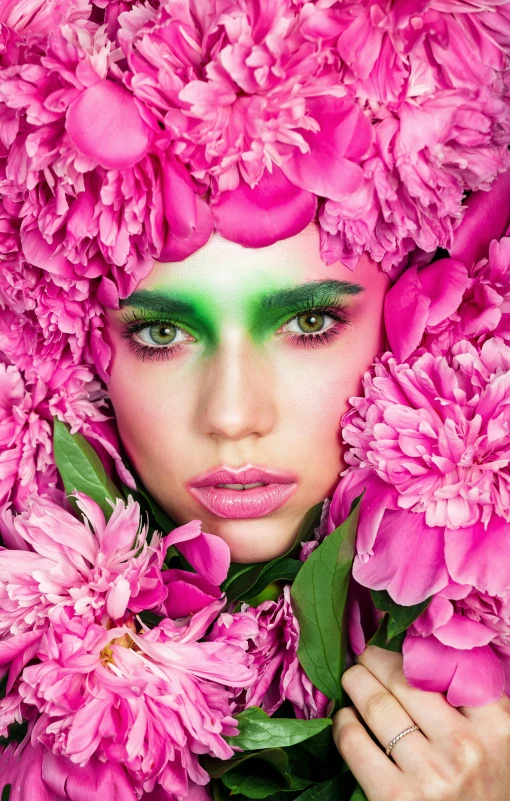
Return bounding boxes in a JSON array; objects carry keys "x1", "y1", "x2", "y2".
[{"x1": 333, "y1": 645, "x2": 510, "y2": 801}]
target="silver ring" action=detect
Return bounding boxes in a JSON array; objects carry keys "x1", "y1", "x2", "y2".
[{"x1": 385, "y1": 724, "x2": 421, "y2": 757}]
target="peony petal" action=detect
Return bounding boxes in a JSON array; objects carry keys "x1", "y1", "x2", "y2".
[
  {"x1": 384, "y1": 265, "x2": 432, "y2": 361},
  {"x1": 22, "y1": 228, "x2": 75, "y2": 278},
  {"x1": 282, "y1": 97, "x2": 371, "y2": 201},
  {"x1": 162, "y1": 154, "x2": 197, "y2": 240},
  {"x1": 417, "y1": 259, "x2": 469, "y2": 326},
  {"x1": 445, "y1": 515, "x2": 510, "y2": 596},
  {"x1": 353, "y1": 509, "x2": 449, "y2": 605},
  {"x1": 96, "y1": 276, "x2": 120, "y2": 309},
  {"x1": 164, "y1": 520, "x2": 203, "y2": 548},
  {"x1": 106, "y1": 575, "x2": 131, "y2": 620},
  {"x1": 0, "y1": 741, "x2": 54, "y2": 801},
  {"x1": 445, "y1": 645, "x2": 506, "y2": 707},
  {"x1": 163, "y1": 570, "x2": 221, "y2": 618},
  {"x1": 403, "y1": 633, "x2": 457, "y2": 694},
  {"x1": 164, "y1": 521, "x2": 230, "y2": 585},
  {"x1": 159, "y1": 196, "x2": 214, "y2": 262},
  {"x1": 211, "y1": 168, "x2": 317, "y2": 248},
  {"x1": 177, "y1": 531, "x2": 230, "y2": 586},
  {"x1": 66, "y1": 80, "x2": 151, "y2": 169},
  {"x1": 0, "y1": 630, "x2": 43, "y2": 666},
  {"x1": 450, "y1": 169, "x2": 510, "y2": 267},
  {"x1": 433, "y1": 612, "x2": 496, "y2": 649},
  {"x1": 42, "y1": 749, "x2": 138, "y2": 800},
  {"x1": 410, "y1": 595, "x2": 453, "y2": 637},
  {"x1": 403, "y1": 634, "x2": 505, "y2": 706}
]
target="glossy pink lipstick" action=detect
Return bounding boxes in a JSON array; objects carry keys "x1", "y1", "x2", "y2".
[{"x1": 187, "y1": 466, "x2": 298, "y2": 519}]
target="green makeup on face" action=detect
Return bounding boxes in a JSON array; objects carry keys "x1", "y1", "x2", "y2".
[
  {"x1": 248, "y1": 280, "x2": 363, "y2": 343},
  {"x1": 119, "y1": 279, "x2": 364, "y2": 354}
]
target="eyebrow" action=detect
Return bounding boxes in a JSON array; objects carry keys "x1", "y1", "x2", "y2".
[
  {"x1": 119, "y1": 291, "x2": 195, "y2": 315},
  {"x1": 259, "y1": 280, "x2": 363, "y2": 309},
  {"x1": 120, "y1": 280, "x2": 363, "y2": 315}
]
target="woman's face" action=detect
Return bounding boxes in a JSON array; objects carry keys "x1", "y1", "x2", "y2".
[{"x1": 105, "y1": 225, "x2": 389, "y2": 562}]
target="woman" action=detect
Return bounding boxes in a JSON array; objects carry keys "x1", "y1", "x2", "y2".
[
  {"x1": 0, "y1": 1, "x2": 510, "y2": 799},
  {"x1": 104, "y1": 221, "x2": 510, "y2": 801}
]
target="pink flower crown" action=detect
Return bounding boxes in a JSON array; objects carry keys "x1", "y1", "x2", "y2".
[{"x1": 0, "y1": 0, "x2": 509, "y2": 518}]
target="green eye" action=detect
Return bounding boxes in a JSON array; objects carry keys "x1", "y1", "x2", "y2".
[
  {"x1": 296, "y1": 312, "x2": 326, "y2": 333},
  {"x1": 149, "y1": 324, "x2": 176, "y2": 345},
  {"x1": 137, "y1": 323, "x2": 181, "y2": 347}
]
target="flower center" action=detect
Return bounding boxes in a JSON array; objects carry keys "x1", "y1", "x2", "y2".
[{"x1": 101, "y1": 632, "x2": 135, "y2": 665}]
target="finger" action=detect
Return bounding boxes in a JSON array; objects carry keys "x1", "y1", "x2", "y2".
[
  {"x1": 461, "y1": 693, "x2": 510, "y2": 729},
  {"x1": 358, "y1": 645, "x2": 464, "y2": 739},
  {"x1": 333, "y1": 706, "x2": 405, "y2": 801},
  {"x1": 342, "y1": 663, "x2": 429, "y2": 773}
]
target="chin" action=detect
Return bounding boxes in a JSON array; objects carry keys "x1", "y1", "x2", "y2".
[{"x1": 191, "y1": 512, "x2": 301, "y2": 564}]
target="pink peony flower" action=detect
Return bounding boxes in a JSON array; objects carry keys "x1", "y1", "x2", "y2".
[
  {"x1": 0, "y1": 492, "x2": 168, "y2": 695},
  {"x1": 12, "y1": 603, "x2": 252, "y2": 798},
  {"x1": 0, "y1": 738, "x2": 213, "y2": 800},
  {"x1": 0, "y1": 361, "x2": 117, "y2": 515},
  {"x1": 210, "y1": 586, "x2": 328, "y2": 720},
  {"x1": 0, "y1": 489, "x2": 250, "y2": 797},
  {"x1": 332, "y1": 336, "x2": 510, "y2": 604},
  {"x1": 0, "y1": 739, "x2": 139, "y2": 801},
  {"x1": 384, "y1": 172, "x2": 510, "y2": 360},
  {"x1": 0, "y1": 0, "x2": 93, "y2": 37},
  {"x1": 0, "y1": 494, "x2": 230, "y2": 692},
  {"x1": 403, "y1": 582, "x2": 510, "y2": 707}
]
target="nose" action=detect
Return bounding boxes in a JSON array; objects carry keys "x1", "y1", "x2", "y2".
[{"x1": 196, "y1": 330, "x2": 276, "y2": 441}]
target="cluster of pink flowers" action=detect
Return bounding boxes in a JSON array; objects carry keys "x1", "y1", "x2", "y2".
[
  {"x1": 0, "y1": 0, "x2": 508, "y2": 522},
  {"x1": 0, "y1": 358, "x2": 134, "y2": 517},
  {"x1": 0, "y1": 488, "x2": 318, "y2": 799},
  {"x1": 331, "y1": 171, "x2": 510, "y2": 706},
  {"x1": 210, "y1": 585, "x2": 329, "y2": 721}
]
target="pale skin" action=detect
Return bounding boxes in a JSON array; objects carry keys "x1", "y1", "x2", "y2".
[{"x1": 104, "y1": 224, "x2": 510, "y2": 800}]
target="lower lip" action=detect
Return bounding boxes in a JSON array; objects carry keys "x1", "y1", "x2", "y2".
[{"x1": 188, "y1": 483, "x2": 297, "y2": 519}]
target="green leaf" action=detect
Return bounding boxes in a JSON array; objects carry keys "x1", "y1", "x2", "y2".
[
  {"x1": 1, "y1": 786, "x2": 10, "y2": 801},
  {"x1": 222, "y1": 562, "x2": 261, "y2": 596},
  {"x1": 367, "y1": 615, "x2": 406, "y2": 653},
  {"x1": 228, "y1": 708, "x2": 332, "y2": 751},
  {"x1": 292, "y1": 776, "x2": 343, "y2": 801},
  {"x1": 222, "y1": 771, "x2": 284, "y2": 798},
  {"x1": 349, "y1": 784, "x2": 368, "y2": 801},
  {"x1": 53, "y1": 419, "x2": 122, "y2": 518},
  {"x1": 246, "y1": 582, "x2": 283, "y2": 606},
  {"x1": 125, "y1": 480, "x2": 176, "y2": 534},
  {"x1": 220, "y1": 748, "x2": 312, "y2": 799},
  {"x1": 291, "y1": 501, "x2": 360, "y2": 702},
  {"x1": 0, "y1": 720, "x2": 28, "y2": 747},
  {"x1": 203, "y1": 749, "x2": 289, "y2": 780},
  {"x1": 138, "y1": 610, "x2": 165, "y2": 629},
  {"x1": 223, "y1": 503, "x2": 323, "y2": 602},
  {"x1": 371, "y1": 590, "x2": 431, "y2": 639},
  {"x1": 292, "y1": 726, "x2": 335, "y2": 765},
  {"x1": 240, "y1": 559, "x2": 302, "y2": 604}
]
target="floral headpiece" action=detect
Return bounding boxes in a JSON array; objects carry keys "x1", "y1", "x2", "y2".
[{"x1": 0, "y1": 0, "x2": 509, "y2": 516}]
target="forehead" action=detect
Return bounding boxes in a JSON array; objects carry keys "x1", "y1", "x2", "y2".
[{"x1": 139, "y1": 225, "x2": 354, "y2": 298}]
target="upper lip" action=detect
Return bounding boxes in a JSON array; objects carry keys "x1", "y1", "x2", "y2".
[{"x1": 188, "y1": 465, "x2": 298, "y2": 488}]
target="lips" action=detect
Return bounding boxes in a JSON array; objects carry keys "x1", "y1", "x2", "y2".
[{"x1": 187, "y1": 466, "x2": 298, "y2": 519}]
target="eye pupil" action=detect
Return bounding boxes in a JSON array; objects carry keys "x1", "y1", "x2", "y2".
[
  {"x1": 297, "y1": 313, "x2": 325, "y2": 333},
  {"x1": 149, "y1": 324, "x2": 176, "y2": 345}
]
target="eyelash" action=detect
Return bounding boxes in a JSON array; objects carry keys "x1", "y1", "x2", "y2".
[
  {"x1": 119, "y1": 305, "x2": 350, "y2": 362},
  {"x1": 119, "y1": 309, "x2": 190, "y2": 362}
]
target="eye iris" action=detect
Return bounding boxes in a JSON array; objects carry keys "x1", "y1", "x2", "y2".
[
  {"x1": 297, "y1": 313, "x2": 325, "y2": 333},
  {"x1": 149, "y1": 324, "x2": 176, "y2": 345}
]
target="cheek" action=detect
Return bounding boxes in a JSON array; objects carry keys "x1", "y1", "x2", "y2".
[{"x1": 106, "y1": 355, "x2": 190, "y2": 477}]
